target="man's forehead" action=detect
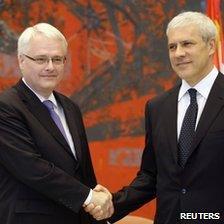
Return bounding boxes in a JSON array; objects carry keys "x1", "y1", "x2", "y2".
[{"x1": 167, "y1": 27, "x2": 202, "y2": 44}]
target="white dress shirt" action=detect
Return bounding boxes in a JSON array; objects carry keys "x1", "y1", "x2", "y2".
[{"x1": 177, "y1": 66, "x2": 218, "y2": 139}]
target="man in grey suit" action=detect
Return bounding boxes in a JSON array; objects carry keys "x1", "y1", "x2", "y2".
[
  {"x1": 0, "y1": 23, "x2": 113, "y2": 224},
  {"x1": 87, "y1": 11, "x2": 224, "y2": 224}
]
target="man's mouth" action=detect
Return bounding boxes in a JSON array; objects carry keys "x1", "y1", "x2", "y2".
[
  {"x1": 40, "y1": 75, "x2": 57, "y2": 78},
  {"x1": 176, "y1": 61, "x2": 191, "y2": 66}
]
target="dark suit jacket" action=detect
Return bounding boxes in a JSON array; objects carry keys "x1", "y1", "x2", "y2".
[
  {"x1": 110, "y1": 73, "x2": 224, "y2": 224},
  {"x1": 0, "y1": 80, "x2": 106, "y2": 224}
]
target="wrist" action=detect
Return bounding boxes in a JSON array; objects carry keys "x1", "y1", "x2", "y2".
[{"x1": 83, "y1": 189, "x2": 93, "y2": 207}]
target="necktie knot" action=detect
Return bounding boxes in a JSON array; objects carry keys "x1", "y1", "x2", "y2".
[
  {"x1": 188, "y1": 88, "x2": 197, "y2": 103},
  {"x1": 43, "y1": 100, "x2": 54, "y2": 111}
]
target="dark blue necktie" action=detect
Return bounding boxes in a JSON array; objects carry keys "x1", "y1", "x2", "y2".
[
  {"x1": 178, "y1": 88, "x2": 198, "y2": 168},
  {"x1": 43, "y1": 100, "x2": 68, "y2": 142}
]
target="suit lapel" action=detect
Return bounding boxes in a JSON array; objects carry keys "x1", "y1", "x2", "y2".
[
  {"x1": 189, "y1": 73, "x2": 224, "y2": 158},
  {"x1": 161, "y1": 73, "x2": 224, "y2": 166},
  {"x1": 15, "y1": 80, "x2": 73, "y2": 157},
  {"x1": 55, "y1": 94, "x2": 83, "y2": 162},
  {"x1": 164, "y1": 84, "x2": 180, "y2": 164}
]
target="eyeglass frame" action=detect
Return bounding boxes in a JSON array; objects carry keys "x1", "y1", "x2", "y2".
[{"x1": 23, "y1": 54, "x2": 66, "y2": 65}]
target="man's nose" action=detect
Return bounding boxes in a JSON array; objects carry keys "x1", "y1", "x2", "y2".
[
  {"x1": 175, "y1": 45, "x2": 186, "y2": 57},
  {"x1": 45, "y1": 59, "x2": 54, "y2": 70}
]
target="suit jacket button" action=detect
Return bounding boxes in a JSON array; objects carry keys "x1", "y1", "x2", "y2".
[{"x1": 181, "y1": 188, "x2": 187, "y2": 194}]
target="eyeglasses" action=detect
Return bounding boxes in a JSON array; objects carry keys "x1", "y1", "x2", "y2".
[{"x1": 23, "y1": 54, "x2": 66, "y2": 65}]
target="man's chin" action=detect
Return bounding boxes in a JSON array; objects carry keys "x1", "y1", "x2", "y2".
[{"x1": 175, "y1": 69, "x2": 192, "y2": 80}]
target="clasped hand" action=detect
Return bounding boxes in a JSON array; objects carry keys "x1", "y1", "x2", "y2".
[{"x1": 84, "y1": 184, "x2": 114, "y2": 220}]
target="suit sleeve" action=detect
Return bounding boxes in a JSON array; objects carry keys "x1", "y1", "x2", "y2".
[
  {"x1": 0, "y1": 100, "x2": 90, "y2": 213},
  {"x1": 109, "y1": 101, "x2": 157, "y2": 223}
]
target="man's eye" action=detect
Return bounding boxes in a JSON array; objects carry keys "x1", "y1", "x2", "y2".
[
  {"x1": 169, "y1": 45, "x2": 176, "y2": 51},
  {"x1": 52, "y1": 58, "x2": 62, "y2": 63},
  {"x1": 35, "y1": 58, "x2": 47, "y2": 64},
  {"x1": 183, "y1": 42, "x2": 193, "y2": 47}
]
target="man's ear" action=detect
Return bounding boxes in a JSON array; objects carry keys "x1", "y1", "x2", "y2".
[
  {"x1": 18, "y1": 54, "x2": 25, "y2": 70},
  {"x1": 208, "y1": 38, "x2": 216, "y2": 56}
]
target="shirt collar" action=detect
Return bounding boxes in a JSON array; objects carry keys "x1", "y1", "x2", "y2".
[
  {"x1": 178, "y1": 66, "x2": 218, "y2": 101},
  {"x1": 22, "y1": 78, "x2": 58, "y2": 108}
]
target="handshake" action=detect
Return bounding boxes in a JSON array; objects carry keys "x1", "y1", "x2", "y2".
[{"x1": 83, "y1": 184, "x2": 114, "y2": 221}]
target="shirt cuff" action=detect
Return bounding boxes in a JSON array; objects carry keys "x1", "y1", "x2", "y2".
[{"x1": 83, "y1": 189, "x2": 92, "y2": 206}]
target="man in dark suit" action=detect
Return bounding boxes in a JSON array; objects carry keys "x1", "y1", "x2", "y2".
[
  {"x1": 86, "y1": 11, "x2": 224, "y2": 224},
  {"x1": 0, "y1": 23, "x2": 113, "y2": 224}
]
